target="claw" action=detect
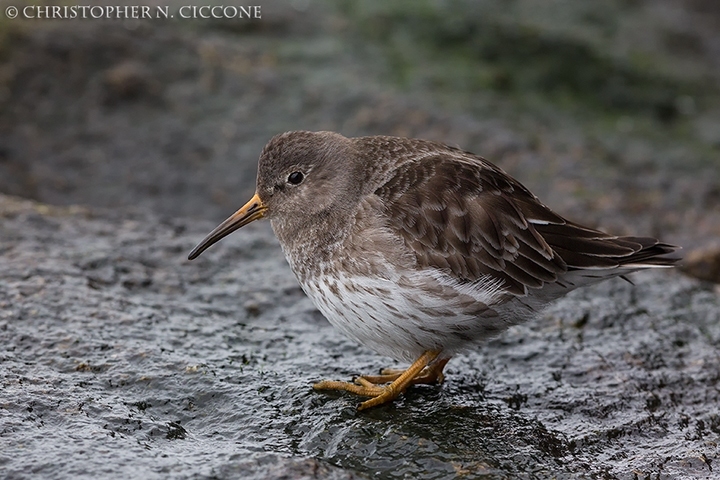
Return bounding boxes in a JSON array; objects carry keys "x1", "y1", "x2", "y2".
[{"x1": 313, "y1": 350, "x2": 448, "y2": 410}]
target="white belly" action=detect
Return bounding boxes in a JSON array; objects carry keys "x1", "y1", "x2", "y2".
[{"x1": 299, "y1": 270, "x2": 508, "y2": 362}]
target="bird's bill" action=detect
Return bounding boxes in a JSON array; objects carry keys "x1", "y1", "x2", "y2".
[{"x1": 187, "y1": 192, "x2": 267, "y2": 260}]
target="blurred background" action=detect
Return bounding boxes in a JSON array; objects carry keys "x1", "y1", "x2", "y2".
[
  {"x1": 2, "y1": 3, "x2": 720, "y2": 478},
  {"x1": 1, "y1": 0, "x2": 719, "y2": 258}
]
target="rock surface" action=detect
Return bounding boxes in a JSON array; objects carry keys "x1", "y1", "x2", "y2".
[{"x1": 1, "y1": 193, "x2": 718, "y2": 479}]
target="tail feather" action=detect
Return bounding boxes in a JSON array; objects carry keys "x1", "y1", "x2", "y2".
[
  {"x1": 618, "y1": 240, "x2": 680, "y2": 268},
  {"x1": 535, "y1": 222, "x2": 680, "y2": 271}
]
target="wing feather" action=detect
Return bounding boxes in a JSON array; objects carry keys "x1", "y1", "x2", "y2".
[
  {"x1": 374, "y1": 153, "x2": 568, "y2": 296},
  {"x1": 372, "y1": 148, "x2": 678, "y2": 298}
]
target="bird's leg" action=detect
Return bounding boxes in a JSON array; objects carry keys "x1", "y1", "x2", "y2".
[
  {"x1": 360, "y1": 357, "x2": 450, "y2": 385},
  {"x1": 356, "y1": 371, "x2": 403, "y2": 384},
  {"x1": 313, "y1": 350, "x2": 442, "y2": 410},
  {"x1": 412, "y1": 357, "x2": 450, "y2": 384}
]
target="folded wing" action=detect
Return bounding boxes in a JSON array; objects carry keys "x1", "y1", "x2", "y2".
[{"x1": 373, "y1": 150, "x2": 678, "y2": 297}]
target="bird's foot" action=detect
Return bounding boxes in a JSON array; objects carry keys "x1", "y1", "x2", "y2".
[
  {"x1": 313, "y1": 350, "x2": 446, "y2": 410},
  {"x1": 361, "y1": 357, "x2": 450, "y2": 386}
]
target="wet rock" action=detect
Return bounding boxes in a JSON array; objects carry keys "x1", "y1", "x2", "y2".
[{"x1": 1, "y1": 193, "x2": 718, "y2": 479}]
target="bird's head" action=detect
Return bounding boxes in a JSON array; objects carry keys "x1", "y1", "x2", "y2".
[{"x1": 188, "y1": 131, "x2": 360, "y2": 260}]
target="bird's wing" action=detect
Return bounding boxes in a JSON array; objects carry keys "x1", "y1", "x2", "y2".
[{"x1": 372, "y1": 150, "x2": 661, "y2": 296}]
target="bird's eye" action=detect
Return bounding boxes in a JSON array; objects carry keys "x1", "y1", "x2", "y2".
[{"x1": 287, "y1": 171, "x2": 304, "y2": 185}]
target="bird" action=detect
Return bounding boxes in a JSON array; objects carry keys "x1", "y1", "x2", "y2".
[{"x1": 188, "y1": 131, "x2": 679, "y2": 410}]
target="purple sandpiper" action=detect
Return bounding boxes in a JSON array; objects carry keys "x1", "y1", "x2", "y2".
[{"x1": 189, "y1": 131, "x2": 679, "y2": 410}]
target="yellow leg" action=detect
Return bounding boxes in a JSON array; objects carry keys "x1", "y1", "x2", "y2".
[
  {"x1": 313, "y1": 350, "x2": 444, "y2": 410},
  {"x1": 357, "y1": 372, "x2": 403, "y2": 384},
  {"x1": 361, "y1": 357, "x2": 450, "y2": 386}
]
